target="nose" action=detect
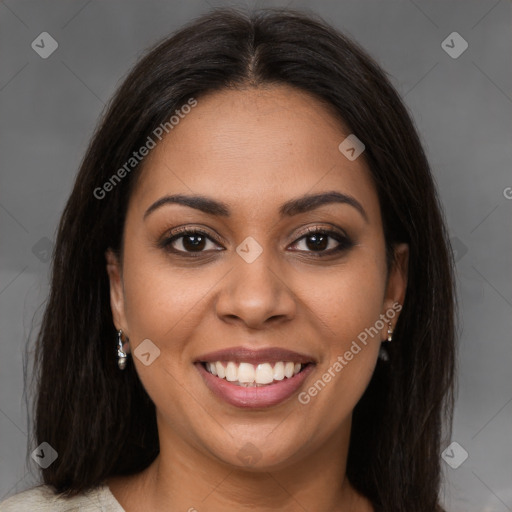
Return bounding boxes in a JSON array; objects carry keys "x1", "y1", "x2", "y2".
[{"x1": 215, "y1": 252, "x2": 297, "y2": 330}]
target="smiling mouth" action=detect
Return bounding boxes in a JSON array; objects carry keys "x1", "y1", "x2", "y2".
[{"x1": 201, "y1": 361, "x2": 311, "y2": 387}]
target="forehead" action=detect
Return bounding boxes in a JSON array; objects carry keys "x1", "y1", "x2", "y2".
[{"x1": 130, "y1": 85, "x2": 381, "y2": 224}]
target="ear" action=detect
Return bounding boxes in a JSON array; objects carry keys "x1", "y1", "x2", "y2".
[
  {"x1": 380, "y1": 243, "x2": 409, "y2": 338},
  {"x1": 105, "y1": 249, "x2": 129, "y2": 345}
]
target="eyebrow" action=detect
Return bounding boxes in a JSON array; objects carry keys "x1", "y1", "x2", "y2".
[{"x1": 143, "y1": 190, "x2": 369, "y2": 223}]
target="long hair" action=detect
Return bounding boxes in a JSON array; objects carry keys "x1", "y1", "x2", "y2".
[{"x1": 29, "y1": 7, "x2": 456, "y2": 511}]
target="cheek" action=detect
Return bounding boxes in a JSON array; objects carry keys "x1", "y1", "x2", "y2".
[
  {"x1": 294, "y1": 255, "x2": 386, "y2": 424},
  {"x1": 121, "y1": 237, "x2": 209, "y2": 341},
  {"x1": 305, "y1": 259, "x2": 387, "y2": 350},
  {"x1": 119, "y1": 246, "x2": 212, "y2": 419}
]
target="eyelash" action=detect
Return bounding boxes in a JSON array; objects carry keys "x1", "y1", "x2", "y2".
[{"x1": 158, "y1": 226, "x2": 354, "y2": 258}]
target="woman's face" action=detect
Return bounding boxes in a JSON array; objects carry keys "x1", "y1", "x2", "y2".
[{"x1": 107, "y1": 85, "x2": 408, "y2": 471}]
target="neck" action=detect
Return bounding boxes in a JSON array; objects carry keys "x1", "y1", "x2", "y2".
[{"x1": 119, "y1": 414, "x2": 373, "y2": 512}]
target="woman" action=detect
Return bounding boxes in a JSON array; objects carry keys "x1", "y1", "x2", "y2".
[{"x1": 0, "y1": 6, "x2": 456, "y2": 512}]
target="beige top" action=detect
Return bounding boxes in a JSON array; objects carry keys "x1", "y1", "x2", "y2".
[{"x1": 0, "y1": 483, "x2": 125, "y2": 511}]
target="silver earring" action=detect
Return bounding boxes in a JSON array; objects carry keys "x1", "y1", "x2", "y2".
[
  {"x1": 117, "y1": 329, "x2": 128, "y2": 370},
  {"x1": 387, "y1": 321, "x2": 393, "y2": 342},
  {"x1": 378, "y1": 322, "x2": 393, "y2": 361}
]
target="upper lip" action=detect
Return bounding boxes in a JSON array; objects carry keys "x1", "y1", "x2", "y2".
[{"x1": 195, "y1": 346, "x2": 315, "y2": 365}]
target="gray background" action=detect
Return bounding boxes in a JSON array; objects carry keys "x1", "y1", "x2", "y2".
[{"x1": 1, "y1": 1, "x2": 511, "y2": 510}]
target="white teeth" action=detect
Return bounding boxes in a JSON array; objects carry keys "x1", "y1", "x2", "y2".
[
  {"x1": 225, "y1": 362, "x2": 238, "y2": 382},
  {"x1": 273, "y1": 361, "x2": 285, "y2": 381},
  {"x1": 255, "y1": 363, "x2": 274, "y2": 384},
  {"x1": 284, "y1": 362, "x2": 294, "y2": 378},
  {"x1": 204, "y1": 360, "x2": 306, "y2": 386},
  {"x1": 215, "y1": 362, "x2": 225, "y2": 379},
  {"x1": 238, "y1": 362, "x2": 255, "y2": 383}
]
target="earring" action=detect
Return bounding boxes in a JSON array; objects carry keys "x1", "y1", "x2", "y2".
[
  {"x1": 117, "y1": 329, "x2": 128, "y2": 370},
  {"x1": 378, "y1": 322, "x2": 393, "y2": 361},
  {"x1": 387, "y1": 321, "x2": 393, "y2": 342}
]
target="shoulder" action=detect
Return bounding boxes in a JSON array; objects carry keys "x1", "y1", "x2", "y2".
[{"x1": 0, "y1": 483, "x2": 125, "y2": 512}]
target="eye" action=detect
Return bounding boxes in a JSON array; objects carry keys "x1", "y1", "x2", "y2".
[
  {"x1": 159, "y1": 227, "x2": 223, "y2": 255},
  {"x1": 159, "y1": 225, "x2": 354, "y2": 257},
  {"x1": 289, "y1": 227, "x2": 354, "y2": 256}
]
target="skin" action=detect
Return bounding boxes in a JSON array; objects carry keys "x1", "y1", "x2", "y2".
[{"x1": 105, "y1": 84, "x2": 408, "y2": 512}]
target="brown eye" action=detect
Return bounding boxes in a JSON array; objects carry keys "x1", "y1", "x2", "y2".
[
  {"x1": 159, "y1": 226, "x2": 353, "y2": 258},
  {"x1": 290, "y1": 228, "x2": 354, "y2": 255},
  {"x1": 160, "y1": 229, "x2": 223, "y2": 255}
]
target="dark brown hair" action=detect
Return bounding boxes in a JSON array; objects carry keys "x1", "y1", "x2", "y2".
[{"x1": 28, "y1": 7, "x2": 457, "y2": 511}]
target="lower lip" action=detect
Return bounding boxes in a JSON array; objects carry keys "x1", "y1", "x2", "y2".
[{"x1": 196, "y1": 362, "x2": 315, "y2": 408}]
